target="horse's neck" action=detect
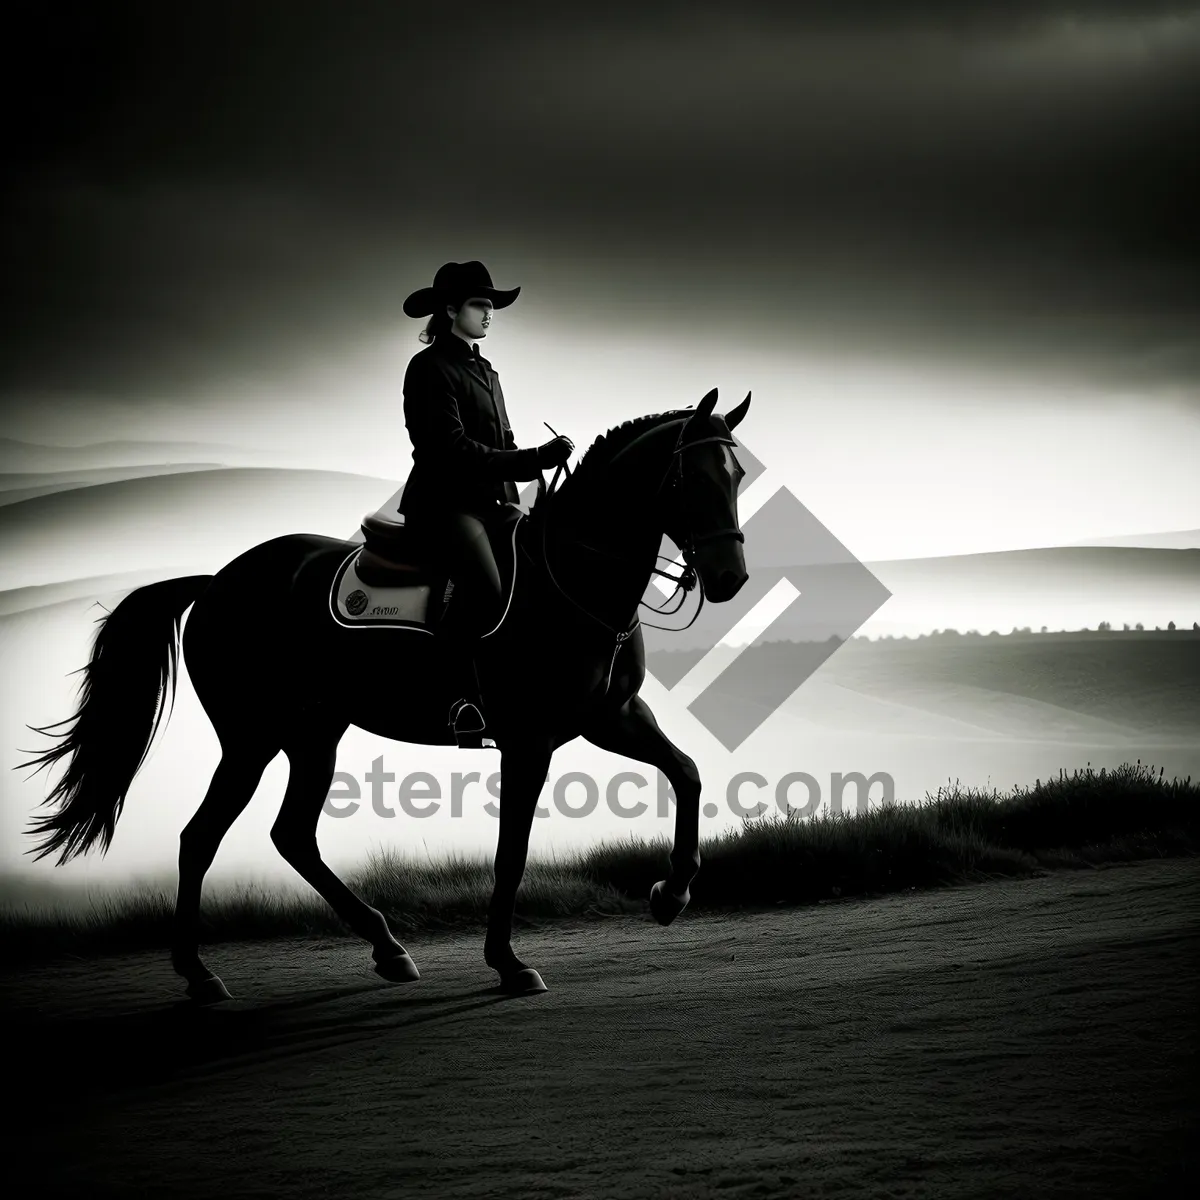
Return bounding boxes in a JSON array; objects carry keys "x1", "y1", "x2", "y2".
[{"x1": 541, "y1": 451, "x2": 667, "y2": 630}]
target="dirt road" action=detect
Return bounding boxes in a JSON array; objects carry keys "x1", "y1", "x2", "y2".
[{"x1": 6, "y1": 859, "x2": 1198, "y2": 1198}]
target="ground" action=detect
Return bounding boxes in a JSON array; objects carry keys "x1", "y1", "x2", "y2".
[{"x1": 5, "y1": 859, "x2": 1198, "y2": 1199}]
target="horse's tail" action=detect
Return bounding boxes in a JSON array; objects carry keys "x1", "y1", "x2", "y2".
[{"x1": 19, "y1": 575, "x2": 215, "y2": 865}]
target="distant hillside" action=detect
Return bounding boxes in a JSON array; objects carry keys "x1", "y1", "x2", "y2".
[
  {"x1": 0, "y1": 436, "x2": 291, "y2": 473},
  {"x1": 862, "y1": 545, "x2": 1200, "y2": 585},
  {"x1": 0, "y1": 466, "x2": 402, "y2": 591},
  {"x1": 646, "y1": 631, "x2": 1200, "y2": 740},
  {"x1": 1069, "y1": 529, "x2": 1200, "y2": 550},
  {"x1": 0, "y1": 463, "x2": 227, "y2": 505},
  {"x1": 638, "y1": 546, "x2": 1200, "y2": 655},
  {"x1": 2, "y1": 466, "x2": 1197, "y2": 648}
]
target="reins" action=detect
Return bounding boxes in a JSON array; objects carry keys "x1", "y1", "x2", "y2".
[{"x1": 526, "y1": 417, "x2": 741, "y2": 642}]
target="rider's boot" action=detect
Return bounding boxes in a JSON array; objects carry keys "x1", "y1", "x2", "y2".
[{"x1": 443, "y1": 629, "x2": 492, "y2": 750}]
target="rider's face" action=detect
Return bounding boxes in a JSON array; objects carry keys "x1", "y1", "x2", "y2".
[{"x1": 449, "y1": 297, "x2": 493, "y2": 339}]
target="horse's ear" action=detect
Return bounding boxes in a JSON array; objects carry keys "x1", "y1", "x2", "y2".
[
  {"x1": 684, "y1": 388, "x2": 719, "y2": 435},
  {"x1": 724, "y1": 391, "x2": 751, "y2": 430}
]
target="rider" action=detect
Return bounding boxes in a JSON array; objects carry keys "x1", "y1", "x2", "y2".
[{"x1": 399, "y1": 260, "x2": 573, "y2": 743}]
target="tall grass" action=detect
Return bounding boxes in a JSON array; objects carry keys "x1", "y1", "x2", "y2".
[{"x1": 3, "y1": 761, "x2": 1195, "y2": 962}]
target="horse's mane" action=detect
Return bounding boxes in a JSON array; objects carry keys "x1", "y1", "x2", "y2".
[{"x1": 529, "y1": 408, "x2": 690, "y2": 515}]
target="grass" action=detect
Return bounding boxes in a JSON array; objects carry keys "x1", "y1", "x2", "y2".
[{"x1": 2, "y1": 760, "x2": 1196, "y2": 964}]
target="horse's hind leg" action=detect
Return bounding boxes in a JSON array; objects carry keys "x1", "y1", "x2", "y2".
[
  {"x1": 172, "y1": 739, "x2": 278, "y2": 1002},
  {"x1": 271, "y1": 719, "x2": 419, "y2": 983}
]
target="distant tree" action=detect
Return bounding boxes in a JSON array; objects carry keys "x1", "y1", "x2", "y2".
[
  {"x1": 1123, "y1": 623, "x2": 1131, "y2": 631},
  {"x1": 1098, "y1": 621, "x2": 1111, "y2": 631},
  {"x1": 1168, "y1": 620, "x2": 1176, "y2": 631},
  {"x1": 1194, "y1": 621, "x2": 1199, "y2": 631},
  {"x1": 1040, "y1": 625, "x2": 1048, "y2": 634},
  {"x1": 1135, "y1": 622, "x2": 1144, "y2": 631}
]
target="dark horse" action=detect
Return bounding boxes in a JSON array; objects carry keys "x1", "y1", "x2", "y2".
[{"x1": 22, "y1": 388, "x2": 751, "y2": 1000}]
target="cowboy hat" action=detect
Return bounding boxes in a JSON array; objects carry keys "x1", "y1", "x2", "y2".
[{"x1": 403, "y1": 260, "x2": 521, "y2": 318}]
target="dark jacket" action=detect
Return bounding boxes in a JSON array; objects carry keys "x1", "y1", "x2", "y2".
[{"x1": 397, "y1": 334, "x2": 542, "y2": 521}]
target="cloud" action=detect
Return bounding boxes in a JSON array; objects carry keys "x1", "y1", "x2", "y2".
[{"x1": 2, "y1": 1, "x2": 1197, "y2": 404}]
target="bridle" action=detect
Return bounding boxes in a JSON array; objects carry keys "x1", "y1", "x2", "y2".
[{"x1": 530, "y1": 419, "x2": 745, "y2": 644}]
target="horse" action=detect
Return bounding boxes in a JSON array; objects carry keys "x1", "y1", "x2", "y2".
[{"x1": 21, "y1": 387, "x2": 751, "y2": 1000}]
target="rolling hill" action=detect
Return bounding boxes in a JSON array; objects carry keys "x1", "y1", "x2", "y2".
[
  {"x1": 0, "y1": 466, "x2": 402, "y2": 591},
  {"x1": 0, "y1": 436, "x2": 290, "y2": 473}
]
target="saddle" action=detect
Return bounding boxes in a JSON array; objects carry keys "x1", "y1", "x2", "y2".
[{"x1": 329, "y1": 502, "x2": 526, "y2": 749}]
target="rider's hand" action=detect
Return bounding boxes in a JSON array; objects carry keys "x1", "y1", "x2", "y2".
[{"x1": 535, "y1": 435, "x2": 574, "y2": 468}]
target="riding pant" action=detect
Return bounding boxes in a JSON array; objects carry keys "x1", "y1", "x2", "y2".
[{"x1": 410, "y1": 510, "x2": 504, "y2": 638}]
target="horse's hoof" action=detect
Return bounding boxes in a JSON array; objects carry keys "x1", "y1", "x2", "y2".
[
  {"x1": 650, "y1": 879, "x2": 690, "y2": 926},
  {"x1": 374, "y1": 951, "x2": 420, "y2": 983},
  {"x1": 498, "y1": 967, "x2": 548, "y2": 995},
  {"x1": 186, "y1": 974, "x2": 232, "y2": 1005}
]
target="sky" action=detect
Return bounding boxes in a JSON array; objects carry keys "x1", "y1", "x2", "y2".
[
  {"x1": 2, "y1": 4, "x2": 1199, "y2": 882},
  {"x1": 2, "y1": 0, "x2": 1199, "y2": 560}
]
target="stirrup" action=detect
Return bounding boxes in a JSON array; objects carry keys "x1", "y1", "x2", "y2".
[{"x1": 448, "y1": 698, "x2": 493, "y2": 750}]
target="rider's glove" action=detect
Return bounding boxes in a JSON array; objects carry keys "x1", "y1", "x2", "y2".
[{"x1": 535, "y1": 435, "x2": 574, "y2": 469}]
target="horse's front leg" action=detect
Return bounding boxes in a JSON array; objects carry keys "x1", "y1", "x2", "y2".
[
  {"x1": 485, "y1": 735, "x2": 555, "y2": 994},
  {"x1": 582, "y1": 693, "x2": 701, "y2": 924}
]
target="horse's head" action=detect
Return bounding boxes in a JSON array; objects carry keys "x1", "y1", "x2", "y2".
[{"x1": 660, "y1": 387, "x2": 751, "y2": 604}]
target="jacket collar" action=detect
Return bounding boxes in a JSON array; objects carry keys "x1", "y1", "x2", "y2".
[
  {"x1": 432, "y1": 334, "x2": 491, "y2": 366},
  {"x1": 432, "y1": 333, "x2": 493, "y2": 390}
]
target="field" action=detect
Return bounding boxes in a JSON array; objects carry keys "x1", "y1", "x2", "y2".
[
  {"x1": 5, "y1": 857, "x2": 1196, "y2": 1199},
  {"x1": 2, "y1": 762, "x2": 1198, "y2": 1195},
  {"x1": 4, "y1": 761, "x2": 1196, "y2": 959}
]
